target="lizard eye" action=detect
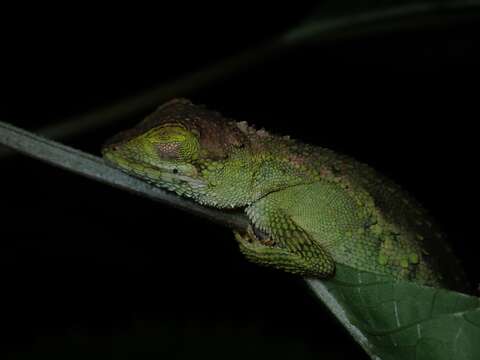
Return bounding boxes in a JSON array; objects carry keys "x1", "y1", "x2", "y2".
[
  {"x1": 145, "y1": 125, "x2": 200, "y2": 161},
  {"x1": 172, "y1": 168, "x2": 179, "y2": 174}
]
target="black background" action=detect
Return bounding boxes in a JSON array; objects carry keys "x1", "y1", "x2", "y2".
[{"x1": 1, "y1": 4, "x2": 479, "y2": 359}]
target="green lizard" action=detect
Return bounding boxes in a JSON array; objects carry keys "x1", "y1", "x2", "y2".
[{"x1": 102, "y1": 99, "x2": 466, "y2": 291}]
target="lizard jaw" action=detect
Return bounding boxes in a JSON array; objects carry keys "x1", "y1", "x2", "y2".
[{"x1": 103, "y1": 150, "x2": 206, "y2": 191}]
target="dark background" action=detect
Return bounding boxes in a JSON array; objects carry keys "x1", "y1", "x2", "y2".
[{"x1": 1, "y1": 4, "x2": 479, "y2": 359}]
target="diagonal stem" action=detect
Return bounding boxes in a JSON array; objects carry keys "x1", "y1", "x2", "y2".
[
  {"x1": 0, "y1": 120, "x2": 249, "y2": 231},
  {"x1": 0, "y1": 40, "x2": 280, "y2": 160}
]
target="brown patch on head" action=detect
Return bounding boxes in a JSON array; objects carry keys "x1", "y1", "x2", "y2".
[
  {"x1": 287, "y1": 154, "x2": 307, "y2": 168},
  {"x1": 103, "y1": 99, "x2": 249, "y2": 159}
]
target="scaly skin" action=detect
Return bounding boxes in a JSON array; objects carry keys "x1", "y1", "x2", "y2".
[{"x1": 102, "y1": 99, "x2": 466, "y2": 291}]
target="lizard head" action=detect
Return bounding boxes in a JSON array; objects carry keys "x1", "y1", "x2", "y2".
[{"x1": 102, "y1": 99, "x2": 252, "y2": 205}]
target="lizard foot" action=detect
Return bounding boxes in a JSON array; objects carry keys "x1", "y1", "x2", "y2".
[{"x1": 233, "y1": 224, "x2": 334, "y2": 278}]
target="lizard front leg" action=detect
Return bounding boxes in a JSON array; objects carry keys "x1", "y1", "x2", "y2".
[{"x1": 234, "y1": 192, "x2": 335, "y2": 278}]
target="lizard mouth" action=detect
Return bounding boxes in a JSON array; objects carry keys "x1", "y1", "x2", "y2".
[{"x1": 103, "y1": 149, "x2": 206, "y2": 190}]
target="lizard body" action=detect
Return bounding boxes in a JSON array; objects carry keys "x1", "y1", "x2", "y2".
[{"x1": 102, "y1": 99, "x2": 466, "y2": 291}]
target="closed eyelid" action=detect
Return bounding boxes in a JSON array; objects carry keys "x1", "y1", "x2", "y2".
[{"x1": 156, "y1": 142, "x2": 181, "y2": 158}]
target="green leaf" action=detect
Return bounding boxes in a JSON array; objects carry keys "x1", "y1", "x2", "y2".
[{"x1": 307, "y1": 264, "x2": 480, "y2": 360}]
